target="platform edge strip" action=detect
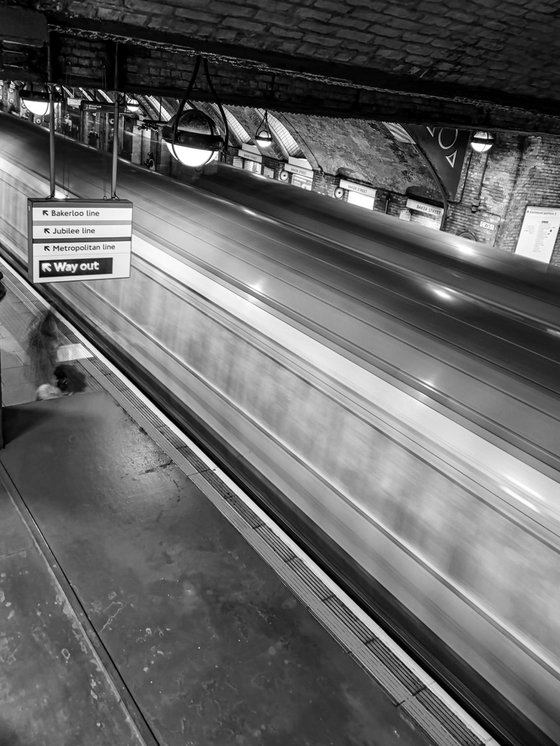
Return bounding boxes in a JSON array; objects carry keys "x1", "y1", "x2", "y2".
[{"x1": 86, "y1": 358, "x2": 493, "y2": 746}]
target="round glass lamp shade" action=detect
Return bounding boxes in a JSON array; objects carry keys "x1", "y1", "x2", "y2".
[
  {"x1": 22, "y1": 95, "x2": 50, "y2": 117},
  {"x1": 162, "y1": 109, "x2": 223, "y2": 168},
  {"x1": 255, "y1": 128, "x2": 273, "y2": 148},
  {"x1": 470, "y1": 131, "x2": 495, "y2": 153}
]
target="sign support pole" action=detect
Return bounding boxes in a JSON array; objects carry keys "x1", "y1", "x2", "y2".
[
  {"x1": 47, "y1": 30, "x2": 56, "y2": 199},
  {"x1": 111, "y1": 42, "x2": 119, "y2": 199}
]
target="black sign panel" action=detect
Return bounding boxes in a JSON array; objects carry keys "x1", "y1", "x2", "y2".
[
  {"x1": 39, "y1": 258, "x2": 113, "y2": 278},
  {"x1": 82, "y1": 102, "x2": 115, "y2": 112},
  {"x1": 405, "y1": 125, "x2": 470, "y2": 199}
]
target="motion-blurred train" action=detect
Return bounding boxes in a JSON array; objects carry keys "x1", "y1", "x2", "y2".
[{"x1": 1, "y1": 113, "x2": 559, "y2": 745}]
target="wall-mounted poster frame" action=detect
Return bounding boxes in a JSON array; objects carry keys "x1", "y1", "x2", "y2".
[{"x1": 514, "y1": 205, "x2": 560, "y2": 264}]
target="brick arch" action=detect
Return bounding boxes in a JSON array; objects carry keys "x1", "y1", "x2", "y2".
[{"x1": 269, "y1": 112, "x2": 321, "y2": 171}]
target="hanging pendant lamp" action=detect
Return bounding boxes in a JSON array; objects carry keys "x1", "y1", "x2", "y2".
[
  {"x1": 162, "y1": 57, "x2": 229, "y2": 168},
  {"x1": 255, "y1": 109, "x2": 273, "y2": 148},
  {"x1": 20, "y1": 83, "x2": 51, "y2": 117}
]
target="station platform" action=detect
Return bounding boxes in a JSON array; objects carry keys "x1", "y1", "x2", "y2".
[{"x1": 0, "y1": 271, "x2": 436, "y2": 744}]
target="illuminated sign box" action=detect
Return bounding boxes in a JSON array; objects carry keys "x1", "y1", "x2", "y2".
[{"x1": 28, "y1": 198, "x2": 133, "y2": 284}]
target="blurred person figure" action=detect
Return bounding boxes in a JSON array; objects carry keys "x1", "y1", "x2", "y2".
[
  {"x1": 35, "y1": 364, "x2": 87, "y2": 401},
  {"x1": 35, "y1": 382, "x2": 62, "y2": 400},
  {"x1": 145, "y1": 151, "x2": 155, "y2": 170},
  {"x1": 54, "y1": 364, "x2": 87, "y2": 395},
  {"x1": 25, "y1": 309, "x2": 62, "y2": 388}
]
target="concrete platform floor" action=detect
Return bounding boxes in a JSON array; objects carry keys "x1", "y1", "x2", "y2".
[
  {"x1": 0, "y1": 392, "x2": 430, "y2": 746},
  {"x1": 0, "y1": 477, "x2": 145, "y2": 746}
]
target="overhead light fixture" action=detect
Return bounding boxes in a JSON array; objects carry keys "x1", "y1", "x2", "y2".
[
  {"x1": 255, "y1": 110, "x2": 273, "y2": 148},
  {"x1": 20, "y1": 84, "x2": 52, "y2": 117},
  {"x1": 125, "y1": 98, "x2": 141, "y2": 115},
  {"x1": 163, "y1": 108, "x2": 223, "y2": 167},
  {"x1": 162, "y1": 56, "x2": 228, "y2": 169},
  {"x1": 470, "y1": 131, "x2": 495, "y2": 153}
]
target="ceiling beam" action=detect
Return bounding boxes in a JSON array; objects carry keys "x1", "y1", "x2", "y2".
[
  {"x1": 0, "y1": 5, "x2": 48, "y2": 47},
  {"x1": 45, "y1": 14, "x2": 560, "y2": 119},
  {"x1": 4, "y1": 12, "x2": 560, "y2": 135}
]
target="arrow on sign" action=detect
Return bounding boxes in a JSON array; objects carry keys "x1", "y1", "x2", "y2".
[
  {"x1": 44, "y1": 227, "x2": 50, "y2": 234},
  {"x1": 42, "y1": 209, "x2": 48, "y2": 216},
  {"x1": 44, "y1": 246, "x2": 50, "y2": 251},
  {"x1": 42, "y1": 263, "x2": 52, "y2": 272}
]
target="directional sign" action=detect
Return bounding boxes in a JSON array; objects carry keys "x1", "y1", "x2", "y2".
[
  {"x1": 39, "y1": 258, "x2": 114, "y2": 278},
  {"x1": 32, "y1": 206, "x2": 132, "y2": 222},
  {"x1": 28, "y1": 198, "x2": 133, "y2": 284},
  {"x1": 33, "y1": 240, "x2": 131, "y2": 257},
  {"x1": 32, "y1": 222, "x2": 133, "y2": 239}
]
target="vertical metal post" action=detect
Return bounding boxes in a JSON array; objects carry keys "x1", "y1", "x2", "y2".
[
  {"x1": 472, "y1": 150, "x2": 490, "y2": 213},
  {"x1": 0, "y1": 318, "x2": 3, "y2": 448},
  {"x1": 0, "y1": 273, "x2": 6, "y2": 448},
  {"x1": 111, "y1": 42, "x2": 119, "y2": 199},
  {"x1": 47, "y1": 31, "x2": 56, "y2": 199},
  {"x1": 0, "y1": 342, "x2": 3, "y2": 448}
]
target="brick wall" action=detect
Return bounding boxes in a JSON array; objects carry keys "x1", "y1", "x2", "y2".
[
  {"x1": 445, "y1": 132, "x2": 560, "y2": 266},
  {"x1": 446, "y1": 133, "x2": 523, "y2": 246},
  {"x1": 498, "y1": 136, "x2": 560, "y2": 265}
]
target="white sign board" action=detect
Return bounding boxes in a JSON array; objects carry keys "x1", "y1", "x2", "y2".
[
  {"x1": 406, "y1": 198, "x2": 444, "y2": 220},
  {"x1": 28, "y1": 198, "x2": 132, "y2": 283},
  {"x1": 514, "y1": 205, "x2": 560, "y2": 264},
  {"x1": 284, "y1": 163, "x2": 314, "y2": 178},
  {"x1": 239, "y1": 148, "x2": 262, "y2": 163},
  {"x1": 339, "y1": 179, "x2": 376, "y2": 199}
]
